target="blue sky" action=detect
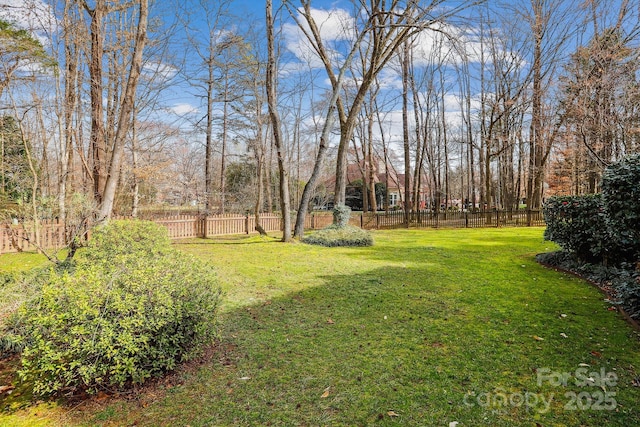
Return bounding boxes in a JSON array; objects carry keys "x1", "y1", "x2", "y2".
[{"x1": 3, "y1": 0, "x2": 639, "y2": 153}]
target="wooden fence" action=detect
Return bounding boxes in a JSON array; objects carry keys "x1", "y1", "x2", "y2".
[
  {"x1": 355, "y1": 209, "x2": 545, "y2": 230},
  {"x1": 0, "y1": 209, "x2": 544, "y2": 254}
]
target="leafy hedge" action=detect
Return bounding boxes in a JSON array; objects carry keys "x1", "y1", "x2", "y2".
[
  {"x1": 543, "y1": 194, "x2": 608, "y2": 263},
  {"x1": 15, "y1": 220, "x2": 221, "y2": 396},
  {"x1": 537, "y1": 251, "x2": 640, "y2": 319},
  {"x1": 542, "y1": 154, "x2": 640, "y2": 319},
  {"x1": 602, "y1": 153, "x2": 640, "y2": 262},
  {"x1": 544, "y1": 154, "x2": 640, "y2": 265}
]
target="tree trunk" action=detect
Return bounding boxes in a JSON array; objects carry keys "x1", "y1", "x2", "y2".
[
  {"x1": 266, "y1": 0, "x2": 291, "y2": 242},
  {"x1": 87, "y1": 4, "x2": 107, "y2": 205},
  {"x1": 97, "y1": 0, "x2": 149, "y2": 221}
]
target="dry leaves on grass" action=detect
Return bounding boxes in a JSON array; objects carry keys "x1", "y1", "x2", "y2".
[{"x1": 0, "y1": 384, "x2": 15, "y2": 394}]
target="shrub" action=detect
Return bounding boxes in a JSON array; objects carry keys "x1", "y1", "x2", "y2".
[
  {"x1": 537, "y1": 252, "x2": 640, "y2": 320},
  {"x1": 302, "y1": 224, "x2": 373, "y2": 247},
  {"x1": 543, "y1": 194, "x2": 608, "y2": 263},
  {"x1": 0, "y1": 265, "x2": 70, "y2": 357},
  {"x1": 81, "y1": 219, "x2": 174, "y2": 267},
  {"x1": 611, "y1": 266, "x2": 640, "y2": 319},
  {"x1": 17, "y1": 220, "x2": 221, "y2": 396},
  {"x1": 601, "y1": 153, "x2": 640, "y2": 262}
]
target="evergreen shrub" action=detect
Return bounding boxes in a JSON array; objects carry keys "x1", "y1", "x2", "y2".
[
  {"x1": 543, "y1": 194, "x2": 608, "y2": 263},
  {"x1": 16, "y1": 220, "x2": 221, "y2": 395},
  {"x1": 601, "y1": 153, "x2": 640, "y2": 262},
  {"x1": 302, "y1": 224, "x2": 373, "y2": 247}
]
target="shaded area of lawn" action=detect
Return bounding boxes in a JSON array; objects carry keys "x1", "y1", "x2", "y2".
[{"x1": 2, "y1": 228, "x2": 640, "y2": 426}]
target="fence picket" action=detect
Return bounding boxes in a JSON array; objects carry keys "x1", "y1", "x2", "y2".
[{"x1": 0, "y1": 210, "x2": 543, "y2": 254}]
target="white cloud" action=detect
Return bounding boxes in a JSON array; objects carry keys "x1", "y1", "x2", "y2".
[
  {"x1": 411, "y1": 23, "x2": 478, "y2": 66},
  {"x1": 283, "y1": 7, "x2": 357, "y2": 69},
  {"x1": 0, "y1": 0, "x2": 58, "y2": 45},
  {"x1": 170, "y1": 103, "x2": 199, "y2": 116},
  {"x1": 142, "y1": 61, "x2": 179, "y2": 81}
]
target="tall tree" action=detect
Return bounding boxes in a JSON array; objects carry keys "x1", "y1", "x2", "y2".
[
  {"x1": 68, "y1": 0, "x2": 150, "y2": 219},
  {"x1": 521, "y1": 0, "x2": 576, "y2": 208},
  {"x1": 558, "y1": 5, "x2": 640, "y2": 192},
  {"x1": 85, "y1": 0, "x2": 149, "y2": 220},
  {"x1": 288, "y1": 0, "x2": 477, "y2": 235},
  {"x1": 266, "y1": 0, "x2": 292, "y2": 241},
  {"x1": 0, "y1": 19, "x2": 53, "y2": 99}
]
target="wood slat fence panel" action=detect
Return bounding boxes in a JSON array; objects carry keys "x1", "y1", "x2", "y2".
[{"x1": 0, "y1": 210, "x2": 544, "y2": 254}]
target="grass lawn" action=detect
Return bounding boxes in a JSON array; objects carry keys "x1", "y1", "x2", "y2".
[{"x1": 1, "y1": 227, "x2": 640, "y2": 426}]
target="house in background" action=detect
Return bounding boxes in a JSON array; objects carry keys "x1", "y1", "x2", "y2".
[
  {"x1": 379, "y1": 171, "x2": 430, "y2": 210},
  {"x1": 320, "y1": 159, "x2": 430, "y2": 210}
]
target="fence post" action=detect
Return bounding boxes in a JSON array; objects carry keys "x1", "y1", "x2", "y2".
[
  {"x1": 496, "y1": 210, "x2": 500, "y2": 227},
  {"x1": 245, "y1": 212, "x2": 250, "y2": 234},
  {"x1": 200, "y1": 214, "x2": 207, "y2": 238},
  {"x1": 527, "y1": 209, "x2": 532, "y2": 227},
  {"x1": 465, "y1": 211, "x2": 468, "y2": 228}
]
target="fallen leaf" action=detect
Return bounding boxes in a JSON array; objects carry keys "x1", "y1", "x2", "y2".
[
  {"x1": 0, "y1": 385, "x2": 15, "y2": 394},
  {"x1": 327, "y1": 318, "x2": 335, "y2": 324},
  {"x1": 321, "y1": 387, "x2": 330, "y2": 398},
  {"x1": 560, "y1": 333, "x2": 568, "y2": 338},
  {"x1": 533, "y1": 335, "x2": 545, "y2": 341},
  {"x1": 591, "y1": 351, "x2": 602, "y2": 358},
  {"x1": 449, "y1": 422, "x2": 459, "y2": 427},
  {"x1": 387, "y1": 411, "x2": 400, "y2": 417},
  {"x1": 578, "y1": 363, "x2": 590, "y2": 367},
  {"x1": 239, "y1": 376, "x2": 251, "y2": 380},
  {"x1": 560, "y1": 313, "x2": 567, "y2": 318}
]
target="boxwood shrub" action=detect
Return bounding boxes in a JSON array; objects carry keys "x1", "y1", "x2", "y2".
[{"x1": 17, "y1": 220, "x2": 221, "y2": 396}]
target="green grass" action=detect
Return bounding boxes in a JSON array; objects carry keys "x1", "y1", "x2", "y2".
[
  {"x1": 0, "y1": 251, "x2": 52, "y2": 274},
  {"x1": 2, "y1": 228, "x2": 640, "y2": 426}
]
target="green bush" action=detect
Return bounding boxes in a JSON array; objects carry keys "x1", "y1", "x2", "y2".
[
  {"x1": 0, "y1": 265, "x2": 70, "y2": 357},
  {"x1": 302, "y1": 224, "x2": 373, "y2": 247},
  {"x1": 537, "y1": 252, "x2": 640, "y2": 320},
  {"x1": 543, "y1": 194, "x2": 608, "y2": 263},
  {"x1": 611, "y1": 266, "x2": 640, "y2": 319},
  {"x1": 601, "y1": 154, "x2": 640, "y2": 262},
  {"x1": 81, "y1": 219, "x2": 174, "y2": 267},
  {"x1": 542, "y1": 155, "x2": 640, "y2": 319},
  {"x1": 17, "y1": 220, "x2": 221, "y2": 396}
]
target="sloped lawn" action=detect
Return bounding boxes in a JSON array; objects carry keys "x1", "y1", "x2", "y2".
[{"x1": 2, "y1": 228, "x2": 640, "y2": 426}]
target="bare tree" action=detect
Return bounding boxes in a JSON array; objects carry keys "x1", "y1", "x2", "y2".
[
  {"x1": 557, "y1": 1, "x2": 640, "y2": 193},
  {"x1": 266, "y1": 0, "x2": 292, "y2": 241},
  {"x1": 288, "y1": 0, "x2": 478, "y2": 235},
  {"x1": 74, "y1": 0, "x2": 150, "y2": 220}
]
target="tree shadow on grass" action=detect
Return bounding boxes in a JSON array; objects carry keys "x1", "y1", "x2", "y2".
[{"x1": 54, "y1": 264, "x2": 640, "y2": 427}]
